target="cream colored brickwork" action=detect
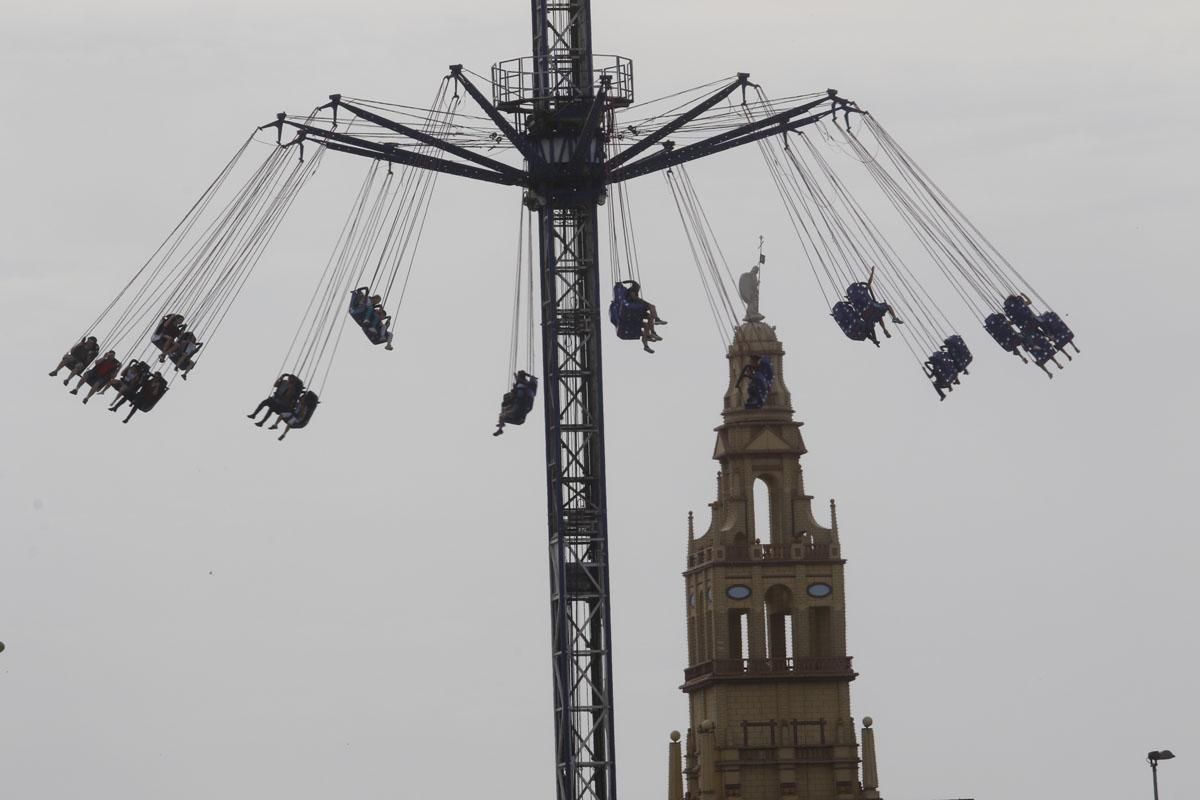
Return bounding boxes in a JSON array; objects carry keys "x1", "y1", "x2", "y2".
[{"x1": 676, "y1": 322, "x2": 881, "y2": 800}]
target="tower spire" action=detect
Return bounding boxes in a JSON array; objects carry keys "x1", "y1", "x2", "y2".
[{"x1": 680, "y1": 322, "x2": 877, "y2": 800}]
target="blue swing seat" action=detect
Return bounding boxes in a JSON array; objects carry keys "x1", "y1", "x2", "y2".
[
  {"x1": 832, "y1": 301, "x2": 870, "y2": 341},
  {"x1": 942, "y1": 335, "x2": 973, "y2": 373},
  {"x1": 1003, "y1": 294, "x2": 1040, "y2": 333},
  {"x1": 609, "y1": 283, "x2": 648, "y2": 340},
  {"x1": 1022, "y1": 331, "x2": 1057, "y2": 366},
  {"x1": 984, "y1": 313, "x2": 1024, "y2": 353},
  {"x1": 1038, "y1": 311, "x2": 1075, "y2": 349}
]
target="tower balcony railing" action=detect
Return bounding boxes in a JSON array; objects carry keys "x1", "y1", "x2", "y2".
[
  {"x1": 683, "y1": 656, "x2": 854, "y2": 683},
  {"x1": 491, "y1": 54, "x2": 634, "y2": 112},
  {"x1": 687, "y1": 541, "x2": 836, "y2": 568}
]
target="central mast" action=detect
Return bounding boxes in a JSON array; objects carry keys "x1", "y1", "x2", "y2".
[{"x1": 523, "y1": 2, "x2": 619, "y2": 800}]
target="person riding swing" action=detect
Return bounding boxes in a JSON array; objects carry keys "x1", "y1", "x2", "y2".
[
  {"x1": 107, "y1": 360, "x2": 150, "y2": 410},
  {"x1": 348, "y1": 287, "x2": 395, "y2": 350},
  {"x1": 151, "y1": 314, "x2": 186, "y2": 353},
  {"x1": 161, "y1": 330, "x2": 203, "y2": 379},
  {"x1": 610, "y1": 280, "x2": 666, "y2": 353},
  {"x1": 120, "y1": 371, "x2": 168, "y2": 423},
  {"x1": 268, "y1": 390, "x2": 319, "y2": 441},
  {"x1": 70, "y1": 350, "x2": 121, "y2": 403},
  {"x1": 248, "y1": 374, "x2": 305, "y2": 428},
  {"x1": 845, "y1": 267, "x2": 902, "y2": 341},
  {"x1": 493, "y1": 370, "x2": 539, "y2": 436},
  {"x1": 925, "y1": 350, "x2": 961, "y2": 401},
  {"x1": 49, "y1": 336, "x2": 100, "y2": 384}
]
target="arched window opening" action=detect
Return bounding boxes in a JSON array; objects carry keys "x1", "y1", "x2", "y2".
[
  {"x1": 753, "y1": 477, "x2": 773, "y2": 545},
  {"x1": 764, "y1": 585, "x2": 794, "y2": 662}
]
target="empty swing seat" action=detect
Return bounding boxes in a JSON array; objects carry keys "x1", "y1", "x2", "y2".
[{"x1": 609, "y1": 283, "x2": 648, "y2": 340}]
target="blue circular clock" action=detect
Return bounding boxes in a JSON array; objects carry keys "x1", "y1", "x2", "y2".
[{"x1": 726, "y1": 584, "x2": 752, "y2": 600}]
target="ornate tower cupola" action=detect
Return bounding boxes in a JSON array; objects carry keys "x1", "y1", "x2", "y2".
[{"x1": 674, "y1": 305, "x2": 882, "y2": 800}]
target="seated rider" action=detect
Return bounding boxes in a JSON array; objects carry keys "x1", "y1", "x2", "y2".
[
  {"x1": 70, "y1": 350, "x2": 121, "y2": 403},
  {"x1": 1037, "y1": 310, "x2": 1078, "y2": 355},
  {"x1": 494, "y1": 371, "x2": 539, "y2": 436},
  {"x1": 1003, "y1": 294, "x2": 1040, "y2": 334},
  {"x1": 925, "y1": 350, "x2": 960, "y2": 401},
  {"x1": 161, "y1": 330, "x2": 203, "y2": 379},
  {"x1": 248, "y1": 374, "x2": 305, "y2": 427},
  {"x1": 612, "y1": 281, "x2": 666, "y2": 353},
  {"x1": 122, "y1": 372, "x2": 167, "y2": 424},
  {"x1": 845, "y1": 267, "x2": 902, "y2": 340},
  {"x1": 350, "y1": 288, "x2": 395, "y2": 350},
  {"x1": 49, "y1": 336, "x2": 100, "y2": 384},
  {"x1": 269, "y1": 390, "x2": 319, "y2": 441},
  {"x1": 832, "y1": 301, "x2": 878, "y2": 346},
  {"x1": 983, "y1": 313, "x2": 1029, "y2": 363},
  {"x1": 151, "y1": 314, "x2": 186, "y2": 352},
  {"x1": 349, "y1": 287, "x2": 372, "y2": 323},
  {"x1": 364, "y1": 294, "x2": 395, "y2": 350},
  {"x1": 941, "y1": 335, "x2": 973, "y2": 374},
  {"x1": 1021, "y1": 329, "x2": 1061, "y2": 377},
  {"x1": 107, "y1": 360, "x2": 149, "y2": 410}
]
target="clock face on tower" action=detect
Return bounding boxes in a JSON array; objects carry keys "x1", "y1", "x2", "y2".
[
  {"x1": 806, "y1": 582, "x2": 833, "y2": 598},
  {"x1": 726, "y1": 584, "x2": 752, "y2": 600}
]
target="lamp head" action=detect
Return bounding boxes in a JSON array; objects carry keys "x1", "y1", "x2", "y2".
[{"x1": 1148, "y1": 750, "x2": 1176, "y2": 762}]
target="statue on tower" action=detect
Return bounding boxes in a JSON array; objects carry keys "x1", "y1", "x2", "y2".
[{"x1": 738, "y1": 238, "x2": 766, "y2": 323}]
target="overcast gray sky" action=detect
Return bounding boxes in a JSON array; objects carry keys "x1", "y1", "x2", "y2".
[{"x1": 3, "y1": 1, "x2": 1198, "y2": 798}]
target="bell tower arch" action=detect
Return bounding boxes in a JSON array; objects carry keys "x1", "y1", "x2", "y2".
[{"x1": 677, "y1": 321, "x2": 882, "y2": 800}]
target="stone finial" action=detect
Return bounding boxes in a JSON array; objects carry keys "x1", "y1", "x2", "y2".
[
  {"x1": 668, "y1": 730, "x2": 684, "y2": 800},
  {"x1": 861, "y1": 716, "x2": 880, "y2": 796},
  {"x1": 688, "y1": 511, "x2": 695, "y2": 539}
]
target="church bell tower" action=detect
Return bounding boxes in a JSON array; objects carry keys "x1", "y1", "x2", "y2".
[{"x1": 671, "y1": 318, "x2": 883, "y2": 800}]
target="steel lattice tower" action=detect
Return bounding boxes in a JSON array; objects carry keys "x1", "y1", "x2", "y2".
[{"x1": 526, "y1": 5, "x2": 616, "y2": 800}]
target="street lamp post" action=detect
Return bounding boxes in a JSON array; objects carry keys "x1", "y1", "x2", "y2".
[{"x1": 1147, "y1": 750, "x2": 1175, "y2": 800}]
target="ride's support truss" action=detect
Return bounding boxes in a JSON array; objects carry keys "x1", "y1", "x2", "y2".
[
  {"x1": 263, "y1": 2, "x2": 859, "y2": 798},
  {"x1": 539, "y1": 203, "x2": 614, "y2": 800}
]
